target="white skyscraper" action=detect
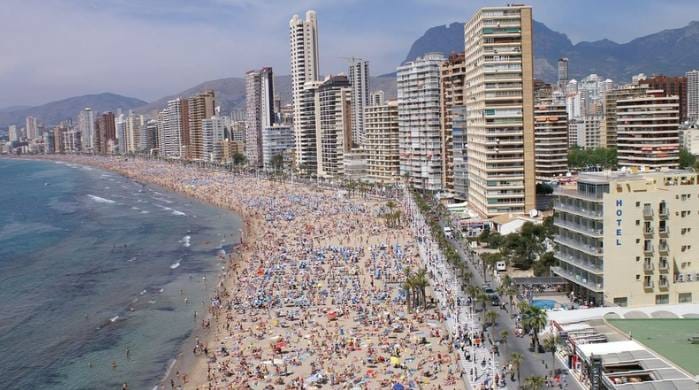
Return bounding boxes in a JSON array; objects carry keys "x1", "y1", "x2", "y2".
[
  {"x1": 348, "y1": 58, "x2": 370, "y2": 147},
  {"x1": 262, "y1": 124, "x2": 294, "y2": 169},
  {"x1": 201, "y1": 116, "x2": 226, "y2": 161},
  {"x1": 8, "y1": 125, "x2": 18, "y2": 142},
  {"x1": 245, "y1": 67, "x2": 275, "y2": 167},
  {"x1": 289, "y1": 10, "x2": 320, "y2": 172},
  {"x1": 25, "y1": 116, "x2": 39, "y2": 140},
  {"x1": 125, "y1": 111, "x2": 144, "y2": 154},
  {"x1": 315, "y1": 75, "x2": 352, "y2": 178},
  {"x1": 688, "y1": 70, "x2": 699, "y2": 122},
  {"x1": 115, "y1": 114, "x2": 127, "y2": 154},
  {"x1": 396, "y1": 53, "x2": 445, "y2": 191},
  {"x1": 78, "y1": 108, "x2": 95, "y2": 152},
  {"x1": 158, "y1": 98, "x2": 186, "y2": 159}
]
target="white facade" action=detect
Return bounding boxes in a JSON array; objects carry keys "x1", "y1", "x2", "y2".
[
  {"x1": 125, "y1": 112, "x2": 144, "y2": 154},
  {"x1": 78, "y1": 108, "x2": 95, "y2": 151},
  {"x1": 687, "y1": 70, "x2": 699, "y2": 122},
  {"x1": 396, "y1": 53, "x2": 445, "y2": 191},
  {"x1": 365, "y1": 101, "x2": 400, "y2": 184},
  {"x1": 348, "y1": 58, "x2": 370, "y2": 147},
  {"x1": 262, "y1": 124, "x2": 294, "y2": 169},
  {"x1": 315, "y1": 76, "x2": 352, "y2": 179},
  {"x1": 289, "y1": 10, "x2": 319, "y2": 138},
  {"x1": 295, "y1": 80, "x2": 321, "y2": 174},
  {"x1": 245, "y1": 67, "x2": 275, "y2": 167},
  {"x1": 158, "y1": 98, "x2": 185, "y2": 159},
  {"x1": 115, "y1": 114, "x2": 127, "y2": 154},
  {"x1": 25, "y1": 116, "x2": 39, "y2": 140},
  {"x1": 201, "y1": 116, "x2": 226, "y2": 161},
  {"x1": 575, "y1": 115, "x2": 603, "y2": 149},
  {"x1": 8, "y1": 125, "x2": 18, "y2": 142}
]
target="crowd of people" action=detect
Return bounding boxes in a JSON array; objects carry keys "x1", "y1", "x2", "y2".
[{"x1": 50, "y1": 156, "x2": 473, "y2": 389}]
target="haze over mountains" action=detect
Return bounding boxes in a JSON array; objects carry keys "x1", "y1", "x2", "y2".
[{"x1": 2, "y1": 20, "x2": 698, "y2": 128}]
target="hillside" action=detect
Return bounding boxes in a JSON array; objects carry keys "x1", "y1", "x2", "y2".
[
  {"x1": 403, "y1": 20, "x2": 699, "y2": 82},
  {"x1": 0, "y1": 93, "x2": 147, "y2": 128}
]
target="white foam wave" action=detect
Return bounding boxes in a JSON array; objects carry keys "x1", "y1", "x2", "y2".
[
  {"x1": 88, "y1": 195, "x2": 116, "y2": 204},
  {"x1": 171, "y1": 210, "x2": 186, "y2": 216},
  {"x1": 170, "y1": 261, "x2": 181, "y2": 270}
]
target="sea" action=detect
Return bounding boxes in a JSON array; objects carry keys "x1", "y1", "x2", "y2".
[{"x1": 0, "y1": 159, "x2": 242, "y2": 389}]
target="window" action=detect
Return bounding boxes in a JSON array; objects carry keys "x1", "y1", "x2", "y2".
[
  {"x1": 679, "y1": 293, "x2": 692, "y2": 303},
  {"x1": 636, "y1": 201, "x2": 640, "y2": 207},
  {"x1": 613, "y1": 297, "x2": 628, "y2": 307},
  {"x1": 636, "y1": 256, "x2": 640, "y2": 261},
  {"x1": 655, "y1": 294, "x2": 669, "y2": 304},
  {"x1": 636, "y1": 220, "x2": 640, "y2": 226}
]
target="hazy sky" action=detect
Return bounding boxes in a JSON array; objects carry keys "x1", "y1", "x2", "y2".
[{"x1": 2, "y1": 0, "x2": 698, "y2": 107}]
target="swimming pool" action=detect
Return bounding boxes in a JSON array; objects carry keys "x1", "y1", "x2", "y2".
[{"x1": 531, "y1": 299, "x2": 557, "y2": 310}]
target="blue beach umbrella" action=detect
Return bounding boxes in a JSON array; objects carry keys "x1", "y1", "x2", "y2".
[{"x1": 392, "y1": 384, "x2": 405, "y2": 390}]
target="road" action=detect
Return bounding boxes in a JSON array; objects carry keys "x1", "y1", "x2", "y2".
[{"x1": 440, "y1": 219, "x2": 582, "y2": 389}]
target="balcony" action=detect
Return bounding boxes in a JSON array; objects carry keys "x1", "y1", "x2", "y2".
[
  {"x1": 659, "y1": 277, "x2": 669, "y2": 289},
  {"x1": 554, "y1": 237, "x2": 603, "y2": 256},
  {"x1": 555, "y1": 251, "x2": 604, "y2": 275},
  {"x1": 643, "y1": 227, "x2": 654, "y2": 237},
  {"x1": 659, "y1": 226, "x2": 669, "y2": 237},
  {"x1": 644, "y1": 261, "x2": 654, "y2": 273},
  {"x1": 659, "y1": 242, "x2": 669, "y2": 254},
  {"x1": 644, "y1": 244, "x2": 654, "y2": 255},
  {"x1": 659, "y1": 259, "x2": 670, "y2": 272},
  {"x1": 551, "y1": 266, "x2": 604, "y2": 292},
  {"x1": 644, "y1": 279, "x2": 654, "y2": 290},
  {"x1": 643, "y1": 207, "x2": 654, "y2": 219},
  {"x1": 554, "y1": 220, "x2": 603, "y2": 238},
  {"x1": 554, "y1": 201, "x2": 603, "y2": 219}
]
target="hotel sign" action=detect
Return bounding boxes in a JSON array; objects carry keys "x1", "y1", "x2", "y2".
[{"x1": 615, "y1": 199, "x2": 623, "y2": 246}]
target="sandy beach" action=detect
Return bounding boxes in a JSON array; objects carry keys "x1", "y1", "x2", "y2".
[{"x1": 35, "y1": 156, "x2": 464, "y2": 390}]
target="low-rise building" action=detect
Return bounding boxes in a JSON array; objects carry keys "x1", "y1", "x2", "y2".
[{"x1": 553, "y1": 170, "x2": 699, "y2": 307}]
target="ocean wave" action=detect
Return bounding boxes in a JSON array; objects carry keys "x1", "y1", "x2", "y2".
[
  {"x1": 87, "y1": 195, "x2": 116, "y2": 204},
  {"x1": 0, "y1": 222, "x2": 61, "y2": 240},
  {"x1": 171, "y1": 210, "x2": 186, "y2": 216}
]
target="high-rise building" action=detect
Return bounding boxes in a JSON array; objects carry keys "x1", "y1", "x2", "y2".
[
  {"x1": 315, "y1": 75, "x2": 352, "y2": 179},
  {"x1": 124, "y1": 111, "x2": 144, "y2": 154},
  {"x1": 78, "y1": 108, "x2": 95, "y2": 152},
  {"x1": 534, "y1": 99, "x2": 568, "y2": 180},
  {"x1": 262, "y1": 124, "x2": 294, "y2": 169},
  {"x1": 8, "y1": 125, "x2": 18, "y2": 142},
  {"x1": 230, "y1": 120, "x2": 246, "y2": 144},
  {"x1": 364, "y1": 100, "x2": 400, "y2": 184},
  {"x1": 370, "y1": 91, "x2": 385, "y2": 107},
  {"x1": 553, "y1": 170, "x2": 699, "y2": 306},
  {"x1": 25, "y1": 116, "x2": 39, "y2": 139},
  {"x1": 115, "y1": 113, "x2": 127, "y2": 154},
  {"x1": 245, "y1": 68, "x2": 275, "y2": 167},
  {"x1": 289, "y1": 10, "x2": 320, "y2": 138},
  {"x1": 53, "y1": 127, "x2": 67, "y2": 154},
  {"x1": 686, "y1": 70, "x2": 699, "y2": 122},
  {"x1": 464, "y1": 5, "x2": 535, "y2": 216},
  {"x1": 139, "y1": 119, "x2": 159, "y2": 154},
  {"x1": 617, "y1": 90, "x2": 680, "y2": 170},
  {"x1": 602, "y1": 85, "x2": 648, "y2": 148},
  {"x1": 575, "y1": 115, "x2": 603, "y2": 149},
  {"x1": 643, "y1": 75, "x2": 687, "y2": 122},
  {"x1": 158, "y1": 98, "x2": 188, "y2": 159},
  {"x1": 95, "y1": 112, "x2": 116, "y2": 155},
  {"x1": 439, "y1": 52, "x2": 465, "y2": 194},
  {"x1": 187, "y1": 90, "x2": 215, "y2": 160},
  {"x1": 397, "y1": 53, "x2": 445, "y2": 191},
  {"x1": 295, "y1": 80, "x2": 322, "y2": 174},
  {"x1": 201, "y1": 116, "x2": 226, "y2": 161},
  {"x1": 452, "y1": 107, "x2": 469, "y2": 200},
  {"x1": 557, "y1": 58, "x2": 569, "y2": 90},
  {"x1": 348, "y1": 58, "x2": 370, "y2": 147}
]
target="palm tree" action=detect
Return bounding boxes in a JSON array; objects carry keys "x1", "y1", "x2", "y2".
[
  {"x1": 523, "y1": 375, "x2": 546, "y2": 390},
  {"x1": 542, "y1": 335, "x2": 559, "y2": 373},
  {"x1": 476, "y1": 290, "x2": 489, "y2": 313},
  {"x1": 505, "y1": 286, "x2": 518, "y2": 312},
  {"x1": 523, "y1": 306, "x2": 548, "y2": 352},
  {"x1": 403, "y1": 267, "x2": 413, "y2": 311},
  {"x1": 500, "y1": 330, "x2": 509, "y2": 345},
  {"x1": 413, "y1": 268, "x2": 429, "y2": 309},
  {"x1": 510, "y1": 352, "x2": 523, "y2": 384},
  {"x1": 484, "y1": 310, "x2": 498, "y2": 327}
]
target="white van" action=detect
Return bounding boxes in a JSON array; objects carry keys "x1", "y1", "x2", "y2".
[
  {"x1": 443, "y1": 226, "x2": 454, "y2": 239},
  {"x1": 495, "y1": 261, "x2": 507, "y2": 272}
]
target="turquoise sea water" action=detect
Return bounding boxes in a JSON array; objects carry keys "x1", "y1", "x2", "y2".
[{"x1": 0, "y1": 159, "x2": 241, "y2": 389}]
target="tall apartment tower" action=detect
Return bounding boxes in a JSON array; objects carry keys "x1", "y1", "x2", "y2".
[
  {"x1": 158, "y1": 98, "x2": 188, "y2": 159},
  {"x1": 25, "y1": 116, "x2": 39, "y2": 139},
  {"x1": 289, "y1": 10, "x2": 320, "y2": 163},
  {"x1": 245, "y1": 68, "x2": 275, "y2": 167},
  {"x1": 348, "y1": 58, "x2": 370, "y2": 147},
  {"x1": 644, "y1": 75, "x2": 688, "y2": 122},
  {"x1": 464, "y1": 5, "x2": 536, "y2": 216},
  {"x1": 95, "y1": 112, "x2": 116, "y2": 155},
  {"x1": 686, "y1": 70, "x2": 699, "y2": 122},
  {"x1": 534, "y1": 99, "x2": 568, "y2": 180},
  {"x1": 315, "y1": 75, "x2": 352, "y2": 179},
  {"x1": 364, "y1": 100, "x2": 400, "y2": 183},
  {"x1": 78, "y1": 108, "x2": 95, "y2": 152},
  {"x1": 201, "y1": 116, "x2": 226, "y2": 161},
  {"x1": 617, "y1": 90, "x2": 680, "y2": 170},
  {"x1": 440, "y1": 52, "x2": 466, "y2": 194},
  {"x1": 602, "y1": 85, "x2": 647, "y2": 148},
  {"x1": 557, "y1": 58, "x2": 569, "y2": 90},
  {"x1": 296, "y1": 80, "x2": 322, "y2": 174},
  {"x1": 397, "y1": 53, "x2": 445, "y2": 191},
  {"x1": 187, "y1": 90, "x2": 215, "y2": 160}
]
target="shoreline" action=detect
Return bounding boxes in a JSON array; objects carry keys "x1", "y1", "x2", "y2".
[
  {"x1": 8, "y1": 156, "x2": 257, "y2": 389},
  {"x1": 15, "y1": 155, "x2": 464, "y2": 389}
]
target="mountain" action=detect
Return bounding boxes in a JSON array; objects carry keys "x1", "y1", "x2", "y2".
[
  {"x1": 403, "y1": 20, "x2": 699, "y2": 82},
  {"x1": 0, "y1": 93, "x2": 147, "y2": 128},
  {"x1": 139, "y1": 74, "x2": 397, "y2": 117}
]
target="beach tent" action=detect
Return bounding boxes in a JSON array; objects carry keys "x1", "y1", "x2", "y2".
[
  {"x1": 392, "y1": 384, "x2": 405, "y2": 390},
  {"x1": 327, "y1": 310, "x2": 338, "y2": 321},
  {"x1": 390, "y1": 356, "x2": 401, "y2": 367}
]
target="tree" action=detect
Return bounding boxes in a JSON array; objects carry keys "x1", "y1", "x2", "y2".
[
  {"x1": 484, "y1": 310, "x2": 498, "y2": 327},
  {"x1": 523, "y1": 375, "x2": 546, "y2": 390},
  {"x1": 679, "y1": 148, "x2": 696, "y2": 169},
  {"x1": 536, "y1": 183, "x2": 554, "y2": 194},
  {"x1": 270, "y1": 154, "x2": 284, "y2": 171},
  {"x1": 232, "y1": 152, "x2": 247, "y2": 166},
  {"x1": 542, "y1": 335, "x2": 559, "y2": 373},
  {"x1": 510, "y1": 352, "x2": 523, "y2": 383},
  {"x1": 413, "y1": 268, "x2": 429, "y2": 309},
  {"x1": 500, "y1": 329, "x2": 509, "y2": 344},
  {"x1": 522, "y1": 306, "x2": 548, "y2": 352}
]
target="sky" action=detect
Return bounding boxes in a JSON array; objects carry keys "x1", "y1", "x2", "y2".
[{"x1": 1, "y1": 0, "x2": 698, "y2": 108}]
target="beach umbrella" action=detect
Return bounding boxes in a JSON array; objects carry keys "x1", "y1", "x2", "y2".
[{"x1": 392, "y1": 384, "x2": 405, "y2": 390}]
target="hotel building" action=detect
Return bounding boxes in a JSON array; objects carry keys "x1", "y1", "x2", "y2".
[
  {"x1": 534, "y1": 99, "x2": 568, "y2": 180},
  {"x1": 464, "y1": 5, "x2": 536, "y2": 216},
  {"x1": 440, "y1": 52, "x2": 466, "y2": 194},
  {"x1": 553, "y1": 170, "x2": 699, "y2": 307},
  {"x1": 364, "y1": 100, "x2": 400, "y2": 184}
]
